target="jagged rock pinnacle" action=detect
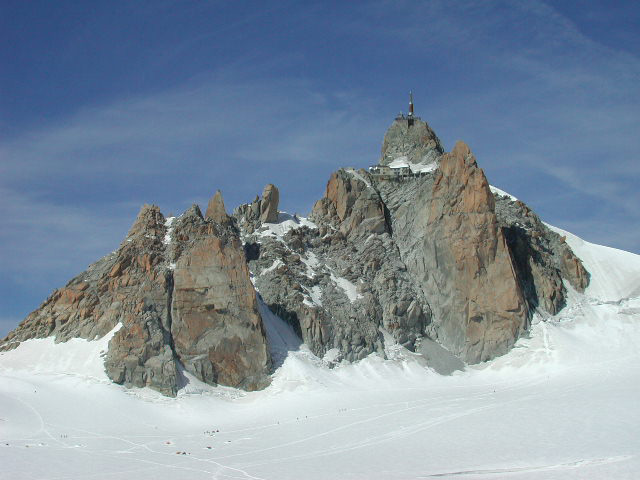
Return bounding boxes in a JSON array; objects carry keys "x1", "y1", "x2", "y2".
[
  {"x1": 205, "y1": 190, "x2": 230, "y2": 224},
  {"x1": 259, "y1": 184, "x2": 280, "y2": 223}
]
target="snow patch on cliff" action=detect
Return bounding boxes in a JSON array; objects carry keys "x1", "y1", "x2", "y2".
[
  {"x1": 258, "y1": 213, "x2": 317, "y2": 241},
  {"x1": 303, "y1": 285, "x2": 323, "y2": 307},
  {"x1": 163, "y1": 216, "x2": 175, "y2": 245},
  {"x1": 389, "y1": 156, "x2": 438, "y2": 173},
  {"x1": 330, "y1": 273, "x2": 362, "y2": 303},
  {"x1": 300, "y1": 251, "x2": 320, "y2": 278}
]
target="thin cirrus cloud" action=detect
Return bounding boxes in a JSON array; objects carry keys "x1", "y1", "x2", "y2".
[
  {"x1": 378, "y1": 1, "x2": 640, "y2": 254},
  {"x1": 3, "y1": 77, "x2": 380, "y2": 181},
  {"x1": 0, "y1": 75, "x2": 385, "y2": 336}
]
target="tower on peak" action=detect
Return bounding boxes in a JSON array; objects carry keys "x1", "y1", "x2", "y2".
[
  {"x1": 408, "y1": 91, "x2": 415, "y2": 126},
  {"x1": 394, "y1": 91, "x2": 421, "y2": 125},
  {"x1": 408, "y1": 91, "x2": 414, "y2": 117}
]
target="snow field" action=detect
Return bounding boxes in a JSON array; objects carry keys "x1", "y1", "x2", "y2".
[{"x1": 0, "y1": 225, "x2": 639, "y2": 479}]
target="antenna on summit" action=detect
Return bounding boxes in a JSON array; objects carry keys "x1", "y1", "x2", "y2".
[
  {"x1": 407, "y1": 91, "x2": 415, "y2": 126},
  {"x1": 408, "y1": 91, "x2": 414, "y2": 117}
]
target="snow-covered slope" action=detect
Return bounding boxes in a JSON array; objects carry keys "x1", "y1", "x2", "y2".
[
  {"x1": 0, "y1": 324, "x2": 120, "y2": 381},
  {"x1": 1, "y1": 228, "x2": 639, "y2": 479},
  {"x1": 548, "y1": 224, "x2": 640, "y2": 302}
]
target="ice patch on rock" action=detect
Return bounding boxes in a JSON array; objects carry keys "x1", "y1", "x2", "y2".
[
  {"x1": 163, "y1": 216, "x2": 175, "y2": 243},
  {"x1": 303, "y1": 285, "x2": 323, "y2": 307},
  {"x1": 261, "y1": 259, "x2": 283, "y2": 275},
  {"x1": 258, "y1": 212, "x2": 317, "y2": 241},
  {"x1": 330, "y1": 273, "x2": 362, "y2": 303},
  {"x1": 322, "y1": 348, "x2": 341, "y2": 364},
  {"x1": 301, "y1": 251, "x2": 320, "y2": 278}
]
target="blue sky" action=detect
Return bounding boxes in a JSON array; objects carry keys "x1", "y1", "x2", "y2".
[{"x1": 1, "y1": 0, "x2": 639, "y2": 336}]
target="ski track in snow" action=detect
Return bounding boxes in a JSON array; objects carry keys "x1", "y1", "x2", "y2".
[
  {"x1": 2, "y1": 391, "x2": 268, "y2": 480},
  {"x1": 421, "y1": 455, "x2": 634, "y2": 478},
  {"x1": 1, "y1": 356, "x2": 637, "y2": 479}
]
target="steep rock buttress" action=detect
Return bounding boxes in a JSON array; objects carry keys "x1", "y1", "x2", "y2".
[
  {"x1": 419, "y1": 141, "x2": 528, "y2": 362},
  {"x1": 2, "y1": 194, "x2": 271, "y2": 395}
]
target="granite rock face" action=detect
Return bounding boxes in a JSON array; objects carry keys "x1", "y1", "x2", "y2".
[
  {"x1": 260, "y1": 184, "x2": 280, "y2": 224},
  {"x1": 2, "y1": 204, "x2": 179, "y2": 395},
  {"x1": 495, "y1": 195, "x2": 589, "y2": 315},
  {"x1": 102, "y1": 205, "x2": 178, "y2": 395},
  {"x1": 3, "y1": 114, "x2": 591, "y2": 390},
  {"x1": 380, "y1": 116, "x2": 444, "y2": 165},
  {"x1": 243, "y1": 169, "x2": 429, "y2": 361},
  {"x1": 2, "y1": 195, "x2": 271, "y2": 395},
  {"x1": 417, "y1": 141, "x2": 528, "y2": 362},
  {"x1": 205, "y1": 190, "x2": 231, "y2": 224},
  {"x1": 312, "y1": 169, "x2": 389, "y2": 237},
  {"x1": 236, "y1": 118, "x2": 589, "y2": 366},
  {"x1": 374, "y1": 128, "x2": 586, "y2": 362},
  {"x1": 169, "y1": 203, "x2": 271, "y2": 390}
]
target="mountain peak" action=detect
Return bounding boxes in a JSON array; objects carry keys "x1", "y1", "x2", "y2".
[
  {"x1": 379, "y1": 116, "x2": 444, "y2": 166},
  {"x1": 2, "y1": 110, "x2": 591, "y2": 397},
  {"x1": 205, "y1": 190, "x2": 230, "y2": 224}
]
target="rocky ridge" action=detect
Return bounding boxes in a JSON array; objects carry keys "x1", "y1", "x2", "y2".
[
  {"x1": 238, "y1": 116, "x2": 589, "y2": 365},
  {"x1": 2, "y1": 198, "x2": 271, "y2": 395},
  {"x1": 1, "y1": 114, "x2": 589, "y2": 395}
]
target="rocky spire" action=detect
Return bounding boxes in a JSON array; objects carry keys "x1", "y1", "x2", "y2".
[
  {"x1": 379, "y1": 116, "x2": 444, "y2": 166},
  {"x1": 259, "y1": 184, "x2": 280, "y2": 223},
  {"x1": 205, "y1": 190, "x2": 230, "y2": 224},
  {"x1": 423, "y1": 141, "x2": 528, "y2": 362}
]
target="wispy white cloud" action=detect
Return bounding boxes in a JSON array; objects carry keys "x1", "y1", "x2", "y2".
[
  {"x1": 2, "y1": 75, "x2": 380, "y2": 180},
  {"x1": 0, "y1": 187, "x2": 129, "y2": 276},
  {"x1": 0, "y1": 72, "x2": 383, "y2": 322},
  {"x1": 358, "y1": 0, "x2": 640, "y2": 251}
]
